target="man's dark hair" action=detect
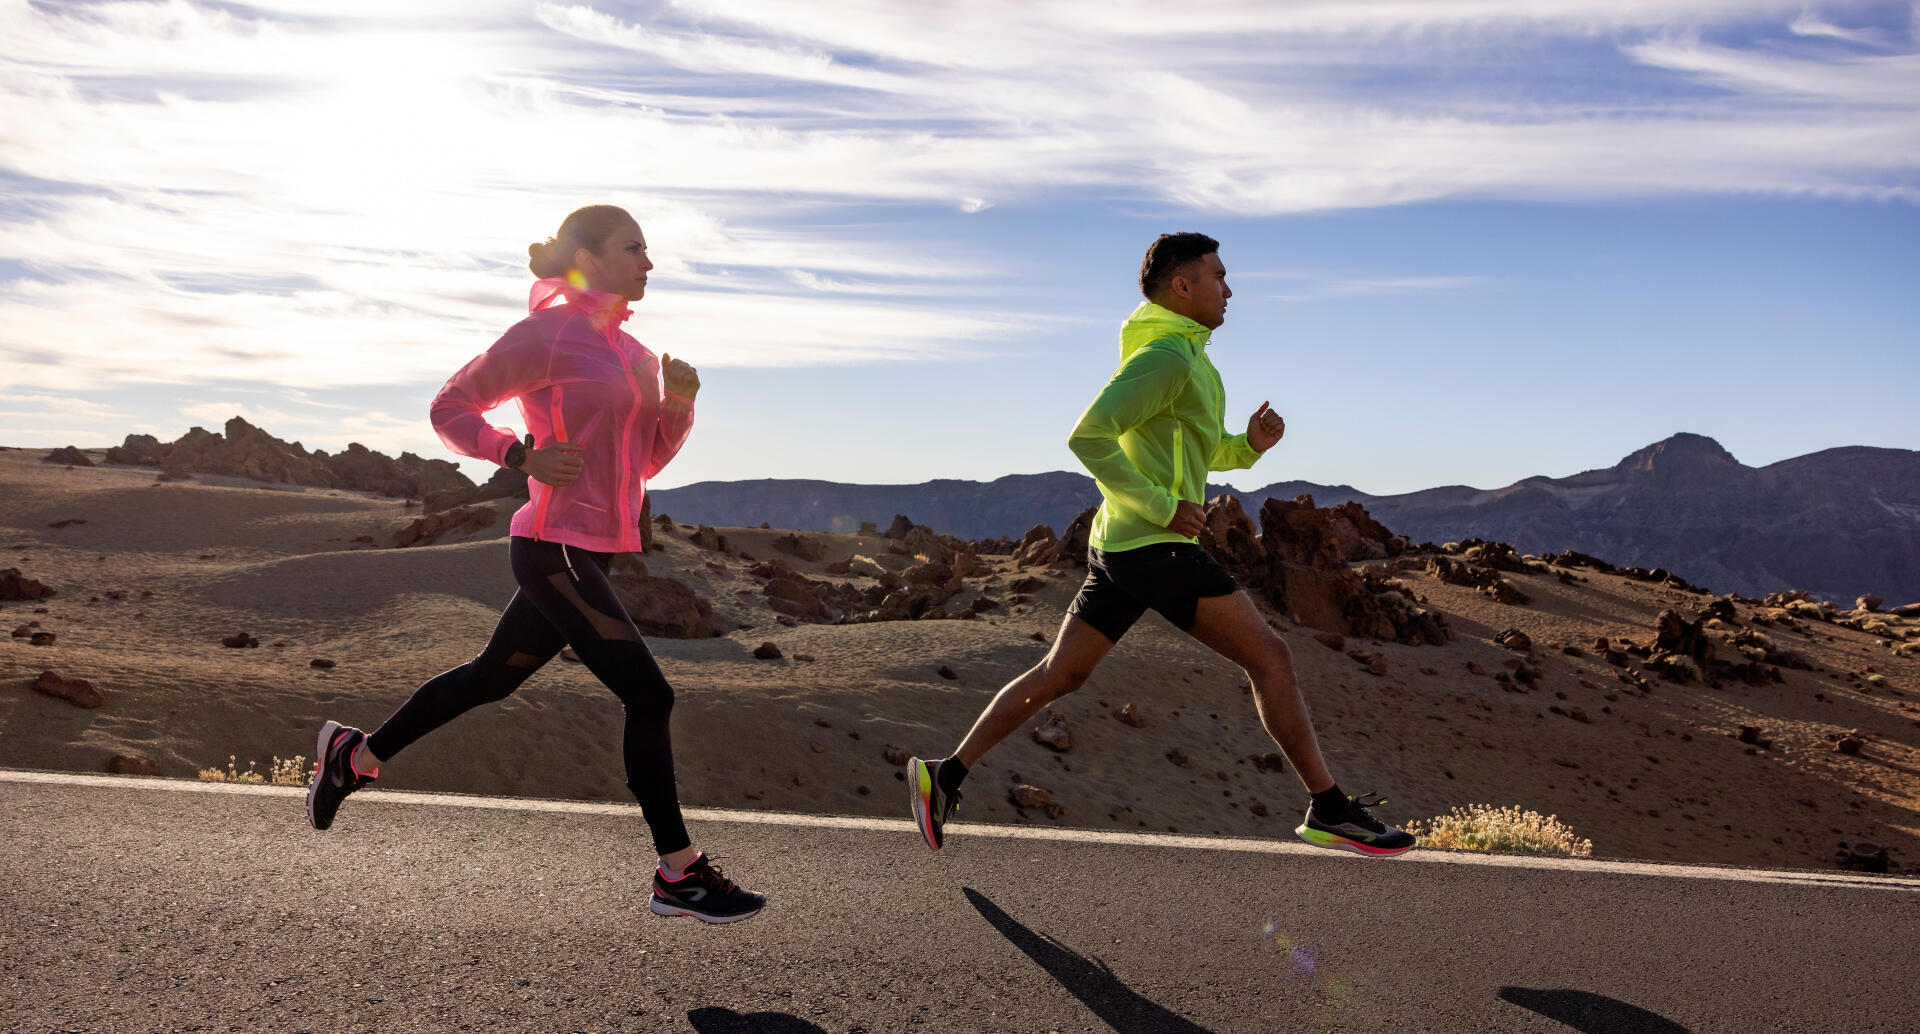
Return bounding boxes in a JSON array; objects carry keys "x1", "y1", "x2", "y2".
[{"x1": 1138, "y1": 232, "x2": 1220, "y2": 298}]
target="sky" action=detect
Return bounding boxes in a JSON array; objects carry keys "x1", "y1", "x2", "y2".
[{"x1": 2, "y1": 0, "x2": 1916, "y2": 495}]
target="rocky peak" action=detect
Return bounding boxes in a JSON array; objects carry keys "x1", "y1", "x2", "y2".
[{"x1": 1615, "y1": 433, "x2": 1747, "y2": 488}]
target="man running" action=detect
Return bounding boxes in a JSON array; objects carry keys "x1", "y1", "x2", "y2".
[{"x1": 909, "y1": 232, "x2": 1415, "y2": 858}]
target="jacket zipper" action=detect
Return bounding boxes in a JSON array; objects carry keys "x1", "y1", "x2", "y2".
[
  {"x1": 530, "y1": 382, "x2": 567, "y2": 540},
  {"x1": 614, "y1": 350, "x2": 643, "y2": 544}
]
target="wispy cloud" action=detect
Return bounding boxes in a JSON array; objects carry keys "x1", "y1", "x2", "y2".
[{"x1": 1, "y1": 0, "x2": 1916, "y2": 455}]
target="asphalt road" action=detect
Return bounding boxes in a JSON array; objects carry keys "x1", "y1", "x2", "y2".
[{"x1": 3, "y1": 771, "x2": 1916, "y2": 1033}]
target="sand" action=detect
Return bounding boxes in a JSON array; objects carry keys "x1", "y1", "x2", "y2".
[{"x1": 3, "y1": 446, "x2": 1917, "y2": 873}]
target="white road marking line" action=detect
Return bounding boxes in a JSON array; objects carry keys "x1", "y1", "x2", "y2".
[{"x1": 5, "y1": 768, "x2": 1915, "y2": 892}]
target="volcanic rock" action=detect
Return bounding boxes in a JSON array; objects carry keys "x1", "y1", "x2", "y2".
[
  {"x1": 32, "y1": 670, "x2": 102, "y2": 708},
  {"x1": 41, "y1": 446, "x2": 93, "y2": 466},
  {"x1": 104, "y1": 433, "x2": 164, "y2": 466},
  {"x1": 607, "y1": 556, "x2": 719, "y2": 638},
  {"x1": 752, "y1": 641, "x2": 783, "y2": 660},
  {"x1": 1114, "y1": 702, "x2": 1146, "y2": 727},
  {"x1": 0, "y1": 568, "x2": 54, "y2": 601},
  {"x1": 1032, "y1": 712, "x2": 1072, "y2": 752},
  {"x1": 392, "y1": 505, "x2": 497, "y2": 547},
  {"x1": 107, "y1": 755, "x2": 159, "y2": 776}
]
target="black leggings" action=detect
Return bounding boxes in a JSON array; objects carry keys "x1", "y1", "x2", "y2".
[{"x1": 366, "y1": 536, "x2": 691, "y2": 855}]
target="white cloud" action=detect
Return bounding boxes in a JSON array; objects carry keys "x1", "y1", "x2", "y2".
[{"x1": 1, "y1": 0, "x2": 1916, "y2": 451}]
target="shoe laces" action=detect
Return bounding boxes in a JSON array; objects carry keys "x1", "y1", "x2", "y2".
[
  {"x1": 938, "y1": 786, "x2": 963, "y2": 824},
  {"x1": 691, "y1": 856, "x2": 736, "y2": 894},
  {"x1": 1346, "y1": 791, "x2": 1390, "y2": 832}
]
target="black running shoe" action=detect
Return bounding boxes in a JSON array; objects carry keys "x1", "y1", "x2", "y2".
[
  {"x1": 649, "y1": 854, "x2": 765, "y2": 924},
  {"x1": 1295, "y1": 791, "x2": 1416, "y2": 856},
  {"x1": 306, "y1": 720, "x2": 376, "y2": 831},
  {"x1": 907, "y1": 756, "x2": 961, "y2": 851}
]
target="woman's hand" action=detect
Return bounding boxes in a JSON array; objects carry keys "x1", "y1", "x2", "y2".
[
  {"x1": 660, "y1": 352, "x2": 699, "y2": 401},
  {"x1": 523, "y1": 443, "x2": 584, "y2": 487}
]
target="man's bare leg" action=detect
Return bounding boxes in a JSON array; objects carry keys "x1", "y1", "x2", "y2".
[
  {"x1": 1184, "y1": 590, "x2": 1335, "y2": 794},
  {"x1": 951, "y1": 611, "x2": 1115, "y2": 766}
]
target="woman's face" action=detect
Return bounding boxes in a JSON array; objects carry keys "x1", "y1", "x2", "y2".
[{"x1": 578, "y1": 219, "x2": 653, "y2": 301}]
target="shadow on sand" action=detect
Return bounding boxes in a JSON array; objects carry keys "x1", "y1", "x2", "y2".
[
  {"x1": 1498, "y1": 986, "x2": 1691, "y2": 1033},
  {"x1": 687, "y1": 1006, "x2": 827, "y2": 1033},
  {"x1": 964, "y1": 887, "x2": 1213, "y2": 1034}
]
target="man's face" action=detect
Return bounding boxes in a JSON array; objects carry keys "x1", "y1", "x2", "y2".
[{"x1": 1174, "y1": 252, "x2": 1231, "y2": 329}]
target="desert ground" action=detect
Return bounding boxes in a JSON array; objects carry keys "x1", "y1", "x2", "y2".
[{"x1": 3, "y1": 446, "x2": 1916, "y2": 875}]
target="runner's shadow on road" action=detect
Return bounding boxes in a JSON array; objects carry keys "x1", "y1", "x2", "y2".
[
  {"x1": 964, "y1": 887, "x2": 1213, "y2": 1034},
  {"x1": 1498, "y1": 987, "x2": 1691, "y2": 1033},
  {"x1": 687, "y1": 1006, "x2": 826, "y2": 1033}
]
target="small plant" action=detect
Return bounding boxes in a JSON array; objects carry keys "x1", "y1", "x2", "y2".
[
  {"x1": 1405, "y1": 803, "x2": 1593, "y2": 858},
  {"x1": 197, "y1": 754, "x2": 313, "y2": 786}
]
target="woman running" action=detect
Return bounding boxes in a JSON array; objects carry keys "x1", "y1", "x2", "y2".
[{"x1": 306, "y1": 204, "x2": 765, "y2": 924}]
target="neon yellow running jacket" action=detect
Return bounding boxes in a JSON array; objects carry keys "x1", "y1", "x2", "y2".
[{"x1": 1067, "y1": 301, "x2": 1266, "y2": 553}]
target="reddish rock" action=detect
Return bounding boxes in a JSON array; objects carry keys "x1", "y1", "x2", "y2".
[
  {"x1": 1165, "y1": 747, "x2": 1191, "y2": 768},
  {"x1": 1835, "y1": 736, "x2": 1864, "y2": 756},
  {"x1": 1836, "y1": 842, "x2": 1889, "y2": 873},
  {"x1": 936, "y1": 664, "x2": 958, "y2": 680},
  {"x1": 104, "y1": 433, "x2": 164, "y2": 466},
  {"x1": 107, "y1": 755, "x2": 158, "y2": 776},
  {"x1": 1653, "y1": 608, "x2": 1715, "y2": 676},
  {"x1": 1250, "y1": 751, "x2": 1286, "y2": 774},
  {"x1": 392, "y1": 505, "x2": 497, "y2": 547},
  {"x1": 1114, "y1": 702, "x2": 1146, "y2": 727},
  {"x1": 309, "y1": 658, "x2": 336, "y2": 669},
  {"x1": 1346, "y1": 649, "x2": 1387, "y2": 676},
  {"x1": 1032, "y1": 712, "x2": 1072, "y2": 752},
  {"x1": 29, "y1": 631, "x2": 56, "y2": 647},
  {"x1": 41, "y1": 446, "x2": 94, "y2": 466},
  {"x1": 1855, "y1": 594, "x2": 1883, "y2": 613},
  {"x1": 773, "y1": 533, "x2": 827, "y2": 561},
  {"x1": 32, "y1": 670, "x2": 102, "y2": 708},
  {"x1": 0, "y1": 568, "x2": 55, "y2": 602},
  {"x1": 1008, "y1": 784, "x2": 1065, "y2": 819},
  {"x1": 884, "y1": 515, "x2": 916, "y2": 539},
  {"x1": 1495, "y1": 628, "x2": 1532, "y2": 652},
  {"x1": 1736, "y1": 725, "x2": 1771, "y2": 748},
  {"x1": 1312, "y1": 632, "x2": 1345, "y2": 651},
  {"x1": 220, "y1": 632, "x2": 260, "y2": 648},
  {"x1": 882, "y1": 744, "x2": 911, "y2": 766},
  {"x1": 1198, "y1": 495, "x2": 1264, "y2": 569},
  {"x1": 689, "y1": 525, "x2": 730, "y2": 553},
  {"x1": 752, "y1": 641, "x2": 783, "y2": 660},
  {"x1": 608, "y1": 556, "x2": 719, "y2": 639},
  {"x1": 1012, "y1": 524, "x2": 1058, "y2": 568}
]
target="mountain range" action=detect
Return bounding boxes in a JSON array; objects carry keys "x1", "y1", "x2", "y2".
[{"x1": 649, "y1": 433, "x2": 1920, "y2": 604}]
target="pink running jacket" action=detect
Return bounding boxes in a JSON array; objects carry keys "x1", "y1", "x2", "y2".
[{"x1": 429, "y1": 278, "x2": 695, "y2": 554}]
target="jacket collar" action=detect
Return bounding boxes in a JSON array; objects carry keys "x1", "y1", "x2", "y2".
[
  {"x1": 1120, "y1": 301, "x2": 1212, "y2": 361},
  {"x1": 529, "y1": 277, "x2": 632, "y2": 333}
]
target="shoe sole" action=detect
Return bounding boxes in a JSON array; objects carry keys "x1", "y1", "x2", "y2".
[
  {"x1": 648, "y1": 896, "x2": 764, "y2": 924},
  {"x1": 306, "y1": 720, "x2": 342, "y2": 830},
  {"x1": 907, "y1": 757, "x2": 941, "y2": 851},
  {"x1": 1295, "y1": 824, "x2": 1414, "y2": 857}
]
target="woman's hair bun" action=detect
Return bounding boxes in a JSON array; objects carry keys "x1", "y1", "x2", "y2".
[{"x1": 527, "y1": 236, "x2": 564, "y2": 278}]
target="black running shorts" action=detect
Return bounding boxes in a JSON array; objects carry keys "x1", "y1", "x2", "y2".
[{"x1": 1066, "y1": 542, "x2": 1240, "y2": 643}]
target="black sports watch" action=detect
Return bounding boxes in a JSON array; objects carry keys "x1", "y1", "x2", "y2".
[{"x1": 504, "y1": 433, "x2": 532, "y2": 471}]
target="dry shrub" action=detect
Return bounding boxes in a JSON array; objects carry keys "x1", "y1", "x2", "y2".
[
  {"x1": 1405, "y1": 803, "x2": 1593, "y2": 858},
  {"x1": 196, "y1": 754, "x2": 313, "y2": 786}
]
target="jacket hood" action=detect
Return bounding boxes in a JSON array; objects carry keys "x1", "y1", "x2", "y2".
[{"x1": 1119, "y1": 301, "x2": 1211, "y2": 362}]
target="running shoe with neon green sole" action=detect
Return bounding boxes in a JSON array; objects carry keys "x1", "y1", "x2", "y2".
[
  {"x1": 1295, "y1": 791, "x2": 1416, "y2": 856},
  {"x1": 907, "y1": 756, "x2": 961, "y2": 850}
]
